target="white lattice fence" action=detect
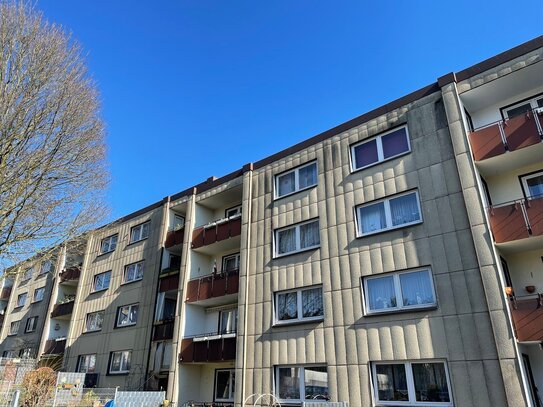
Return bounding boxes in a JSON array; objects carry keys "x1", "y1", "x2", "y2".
[{"x1": 115, "y1": 391, "x2": 165, "y2": 406}]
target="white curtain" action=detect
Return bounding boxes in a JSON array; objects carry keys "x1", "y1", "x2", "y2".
[
  {"x1": 359, "y1": 202, "x2": 386, "y2": 233},
  {"x1": 299, "y1": 163, "x2": 317, "y2": 189},
  {"x1": 277, "y1": 292, "x2": 298, "y2": 320},
  {"x1": 155, "y1": 293, "x2": 165, "y2": 322},
  {"x1": 367, "y1": 276, "x2": 396, "y2": 310},
  {"x1": 300, "y1": 221, "x2": 320, "y2": 248},
  {"x1": 302, "y1": 288, "x2": 323, "y2": 317},
  {"x1": 390, "y1": 193, "x2": 420, "y2": 226},
  {"x1": 278, "y1": 228, "x2": 296, "y2": 254},
  {"x1": 278, "y1": 172, "x2": 295, "y2": 196},
  {"x1": 220, "y1": 309, "x2": 238, "y2": 334},
  {"x1": 400, "y1": 271, "x2": 434, "y2": 306}
]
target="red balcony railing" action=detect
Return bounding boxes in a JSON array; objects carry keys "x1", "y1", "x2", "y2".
[
  {"x1": 179, "y1": 334, "x2": 236, "y2": 363},
  {"x1": 487, "y1": 196, "x2": 543, "y2": 243},
  {"x1": 192, "y1": 216, "x2": 242, "y2": 249},
  {"x1": 469, "y1": 109, "x2": 543, "y2": 161},
  {"x1": 59, "y1": 266, "x2": 81, "y2": 284},
  {"x1": 0, "y1": 287, "x2": 12, "y2": 301},
  {"x1": 509, "y1": 294, "x2": 543, "y2": 342},
  {"x1": 165, "y1": 227, "x2": 185, "y2": 249},
  {"x1": 51, "y1": 300, "x2": 75, "y2": 318},
  {"x1": 43, "y1": 339, "x2": 66, "y2": 355},
  {"x1": 159, "y1": 273, "x2": 180, "y2": 293},
  {"x1": 185, "y1": 270, "x2": 239, "y2": 303},
  {"x1": 153, "y1": 321, "x2": 175, "y2": 341}
]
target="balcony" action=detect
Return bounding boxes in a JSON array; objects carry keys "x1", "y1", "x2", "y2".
[
  {"x1": 509, "y1": 294, "x2": 543, "y2": 342},
  {"x1": 43, "y1": 339, "x2": 66, "y2": 355},
  {"x1": 487, "y1": 196, "x2": 543, "y2": 250},
  {"x1": 51, "y1": 299, "x2": 75, "y2": 319},
  {"x1": 153, "y1": 321, "x2": 175, "y2": 341},
  {"x1": 59, "y1": 266, "x2": 81, "y2": 285},
  {"x1": 165, "y1": 227, "x2": 185, "y2": 249},
  {"x1": 159, "y1": 273, "x2": 180, "y2": 293},
  {"x1": 192, "y1": 216, "x2": 242, "y2": 252},
  {"x1": 179, "y1": 333, "x2": 236, "y2": 363},
  {"x1": 0, "y1": 287, "x2": 11, "y2": 301},
  {"x1": 185, "y1": 270, "x2": 239, "y2": 305}
]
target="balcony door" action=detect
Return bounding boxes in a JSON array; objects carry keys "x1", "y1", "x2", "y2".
[
  {"x1": 502, "y1": 94, "x2": 543, "y2": 119},
  {"x1": 520, "y1": 171, "x2": 543, "y2": 200}
]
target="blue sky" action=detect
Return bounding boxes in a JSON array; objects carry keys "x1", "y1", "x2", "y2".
[{"x1": 37, "y1": 1, "x2": 543, "y2": 220}]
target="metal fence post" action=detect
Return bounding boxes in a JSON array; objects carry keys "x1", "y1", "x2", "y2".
[{"x1": 10, "y1": 390, "x2": 20, "y2": 407}]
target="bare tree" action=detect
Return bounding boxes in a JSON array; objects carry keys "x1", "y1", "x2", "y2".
[{"x1": 0, "y1": 1, "x2": 109, "y2": 268}]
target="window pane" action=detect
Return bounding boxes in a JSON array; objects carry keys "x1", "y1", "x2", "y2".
[
  {"x1": 390, "y1": 193, "x2": 420, "y2": 227},
  {"x1": 353, "y1": 139, "x2": 379, "y2": 169},
  {"x1": 304, "y1": 366, "x2": 329, "y2": 400},
  {"x1": 277, "y1": 228, "x2": 296, "y2": 254},
  {"x1": 382, "y1": 128, "x2": 409, "y2": 159},
  {"x1": 300, "y1": 221, "x2": 320, "y2": 249},
  {"x1": 506, "y1": 102, "x2": 532, "y2": 118},
  {"x1": 525, "y1": 175, "x2": 543, "y2": 199},
  {"x1": 130, "y1": 305, "x2": 138, "y2": 323},
  {"x1": 278, "y1": 172, "x2": 296, "y2": 197},
  {"x1": 375, "y1": 364, "x2": 408, "y2": 401},
  {"x1": 220, "y1": 310, "x2": 237, "y2": 334},
  {"x1": 412, "y1": 363, "x2": 450, "y2": 403},
  {"x1": 538, "y1": 98, "x2": 543, "y2": 108},
  {"x1": 142, "y1": 223, "x2": 150, "y2": 238},
  {"x1": 302, "y1": 288, "x2": 324, "y2": 318},
  {"x1": 111, "y1": 353, "x2": 121, "y2": 371},
  {"x1": 277, "y1": 292, "x2": 298, "y2": 320},
  {"x1": 400, "y1": 271, "x2": 435, "y2": 306},
  {"x1": 298, "y1": 163, "x2": 317, "y2": 189},
  {"x1": 278, "y1": 367, "x2": 300, "y2": 400},
  {"x1": 215, "y1": 371, "x2": 231, "y2": 400},
  {"x1": 359, "y1": 202, "x2": 386, "y2": 234},
  {"x1": 367, "y1": 276, "x2": 396, "y2": 310}
]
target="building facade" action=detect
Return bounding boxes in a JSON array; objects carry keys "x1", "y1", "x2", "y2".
[{"x1": 1, "y1": 36, "x2": 543, "y2": 407}]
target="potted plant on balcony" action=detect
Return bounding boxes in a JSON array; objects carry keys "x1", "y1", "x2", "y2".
[{"x1": 525, "y1": 285, "x2": 536, "y2": 294}]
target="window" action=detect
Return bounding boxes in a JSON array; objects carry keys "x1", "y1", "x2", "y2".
[
  {"x1": 351, "y1": 126, "x2": 410, "y2": 171},
  {"x1": 521, "y1": 171, "x2": 543, "y2": 200},
  {"x1": 16, "y1": 293, "x2": 27, "y2": 308},
  {"x1": 130, "y1": 222, "x2": 150, "y2": 243},
  {"x1": 275, "y1": 286, "x2": 324, "y2": 325},
  {"x1": 356, "y1": 191, "x2": 422, "y2": 236},
  {"x1": 275, "y1": 161, "x2": 318, "y2": 199},
  {"x1": 19, "y1": 348, "x2": 33, "y2": 358},
  {"x1": 109, "y1": 350, "x2": 131, "y2": 374},
  {"x1": 100, "y1": 234, "x2": 118, "y2": 254},
  {"x1": 153, "y1": 342, "x2": 172, "y2": 371},
  {"x1": 372, "y1": 361, "x2": 452, "y2": 406},
  {"x1": 39, "y1": 260, "x2": 53, "y2": 275},
  {"x1": 155, "y1": 293, "x2": 176, "y2": 322},
  {"x1": 25, "y1": 316, "x2": 38, "y2": 333},
  {"x1": 363, "y1": 269, "x2": 436, "y2": 314},
  {"x1": 219, "y1": 308, "x2": 238, "y2": 334},
  {"x1": 116, "y1": 304, "x2": 138, "y2": 327},
  {"x1": 215, "y1": 369, "x2": 235, "y2": 402},
  {"x1": 33, "y1": 287, "x2": 45, "y2": 303},
  {"x1": 275, "y1": 219, "x2": 320, "y2": 257},
  {"x1": 502, "y1": 94, "x2": 543, "y2": 119},
  {"x1": 222, "y1": 253, "x2": 240, "y2": 272},
  {"x1": 275, "y1": 366, "x2": 329, "y2": 402},
  {"x1": 21, "y1": 268, "x2": 33, "y2": 282},
  {"x1": 93, "y1": 271, "x2": 111, "y2": 292},
  {"x1": 172, "y1": 214, "x2": 185, "y2": 230},
  {"x1": 123, "y1": 261, "x2": 144, "y2": 283},
  {"x1": 2, "y1": 351, "x2": 14, "y2": 358},
  {"x1": 85, "y1": 311, "x2": 104, "y2": 332},
  {"x1": 9, "y1": 321, "x2": 20, "y2": 336},
  {"x1": 77, "y1": 354, "x2": 97, "y2": 373},
  {"x1": 225, "y1": 205, "x2": 242, "y2": 218}
]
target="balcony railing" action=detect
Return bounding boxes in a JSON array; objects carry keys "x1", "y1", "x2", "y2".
[
  {"x1": 0, "y1": 287, "x2": 11, "y2": 301},
  {"x1": 153, "y1": 321, "x2": 175, "y2": 341},
  {"x1": 185, "y1": 269, "x2": 239, "y2": 303},
  {"x1": 469, "y1": 108, "x2": 543, "y2": 161},
  {"x1": 159, "y1": 273, "x2": 180, "y2": 293},
  {"x1": 59, "y1": 266, "x2": 81, "y2": 284},
  {"x1": 487, "y1": 196, "x2": 543, "y2": 243},
  {"x1": 179, "y1": 333, "x2": 236, "y2": 363},
  {"x1": 165, "y1": 227, "x2": 185, "y2": 248},
  {"x1": 51, "y1": 299, "x2": 75, "y2": 318},
  {"x1": 43, "y1": 339, "x2": 66, "y2": 355},
  {"x1": 192, "y1": 215, "x2": 242, "y2": 249},
  {"x1": 509, "y1": 294, "x2": 543, "y2": 342}
]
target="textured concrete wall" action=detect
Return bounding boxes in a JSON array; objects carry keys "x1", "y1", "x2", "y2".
[{"x1": 240, "y1": 91, "x2": 513, "y2": 406}]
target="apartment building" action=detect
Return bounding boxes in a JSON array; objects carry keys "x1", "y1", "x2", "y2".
[{"x1": 1, "y1": 35, "x2": 542, "y2": 407}]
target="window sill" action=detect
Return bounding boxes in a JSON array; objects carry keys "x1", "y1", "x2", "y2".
[
  {"x1": 120, "y1": 278, "x2": 143, "y2": 287},
  {"x1": 356, "y1": 220, "x2": 423, "y2": 238},
  {"x1": 13, "y1": 305, "x2": 24, "y2": 311},
  {"x1": 126, "y1": 237, "x2": 148, "y2": 247},
  {"x1": 274, "y1": 246, "x2": 320, "y2": 259},
  {"x1": 106, "y1": 371, "x2": 130, "y2": 376},
  {"x1": 364, "y1": 304, "x2": 438, "y2": 317},
  {"x1": 273, "y1": 316, "x2": 324, "y2": 327},
  {"x1": 96, "y1": 250, "x2": 116, "y2": 258},
  {"x1": 114, "y1": 323, "x2": 137, "y2": 330},
  {"x1": 274, "y1": 184, "x2": 317, "y2": 201},
  {"x1": 90, "y1": 288, "x2": 109, "y2": 295},
  {"x1": 350, "y1": 150, "x2": 411, "y2": 174},
  {"x1": 82, "y1": 329, "x2": 102, "y2": 335},
  {"x1": 31, "y1": 300, "x2": 43, "y2": 304}
]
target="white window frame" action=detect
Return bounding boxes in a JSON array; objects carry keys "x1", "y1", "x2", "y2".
[
  {"x1": 9, "y1": 321, "x2": 20, "y2": 336},
  {"x1": 172, "y1": 214, "x2": 185, "y2": 230},
  {"x1": 215, "y1": 369, "x2": 236, "y2": 402},
  {"x1": 225, "y1": 205, "x2": 242, "y2": 218},
  {"x1": 274, "y1": 219, "x2": 320, "y2": 258},
  {"x1": 219, "y1": 308, "x2": 238, "y2": 334},
  {"x1": 77, "y1": 354, "x2": 97, "y2": 373},
  {"x1": 350, "y1": 126, "x2": 411, "y2": 172},
  {"x1": 33, "y1": 287, "x2": 45, "y2": 303},
  {"x1": 109, "y1": 350, "x2": 131, "y2": 374},
  {"x1": 93, "y1": 271, "x2": 111, "y2": 292},
  {"x1": 154, "y1": 341, "x2": 172, "y2": 371},
  {"x1": 274, "y1": 365, "x2": 329, "y2": 403},
  {"x1": 130, "y1": 222, "x2": 150, "y2": 244},
  {"x1": 274, "y1": 286, "x2": 324, "y2": 326},
  {"x1": 16, "y1": 292, "x2": 27, "y2": 308},
  {"x1": 123, "y1": 261, "x2": 144, "y2": 284},
  {"x1": 274, "y1": 161, "x2": 318, "y2": 199},
  {"x1": 355, "y1": 190, "x2": 423, "y2": 237},
  {"x1": 21, "y1": 268, "x2": 33, "y2": 282},
  {"x1": 100, "y1": 234, "x2": 118, "y2": 254},
  {"x1": 503, "y1": 94, "x2": 543, "y2": 119},
  {"x1": 116, "y1": 303, "x2": 139, "y2": 328},
  {"x1": 25, "y1": 316, "x2": 38, "y2": 333},
  {"x1": 85, "y1": 311, "x2": 104, "y2": 333},
  {"x1": 520, "y1": 170, "x2": 543, "y2": 199},
  {"x1": 362, "y1": 268, "x2": 437, "y2": 315},
  {"x1": 222, "y1": 253, "x2": 240, "y2": 272},
  {"x1": 371, "y1": 360, "x2": 453, "y2": 406}
]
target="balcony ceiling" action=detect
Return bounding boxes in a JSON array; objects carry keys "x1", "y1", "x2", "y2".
[{"x1": 196, "y1": 183, "x2": 243, "y2": 210}]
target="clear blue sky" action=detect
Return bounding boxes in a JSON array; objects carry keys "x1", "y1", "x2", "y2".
[{"x1": 37, "y1": 0, "x2": 543, "y2": 220}]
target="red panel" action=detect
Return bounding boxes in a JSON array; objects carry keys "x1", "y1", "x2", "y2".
[
  {"x1": 165, "y1": 228, "x2": 184, "y2": 248},
  {"x1": 0, "y1": 287, "x2": 11, "y2": 300},
  {"x1": 179, "y1": 339, "x2": 194, "y2": 363},
  {"x1": 488, "y1": 204, "x2": 530, "y2": 243},
  {"x1": 526, "y1": 196, "x2": 543, "y2": 236},
  {"x1": 469, "y1": 124, "x2": 505, "y2": 161},
  {"x1": 216, "y1": 221, "x2": 230, "y2": 241},
  {"x1": 208, "y1": 338, "x2": 222, "y2": 361},
  {"x1": 510, "y1": 298, "x2": 543, "y2": 342},
  {"x1": 191, "y1": 227, "x2": 205, "y2": 248},
  {"x1": 203, "y1": 226, "x2": 217, "y2": 245},
  {"x1": 193, "y1": 341, "x2": 208, "y2": 362},
  {"x1": 186, "y1": 279, "x2": 200, "y2": 302},
  {"x1": 230, "y1": 217, "x2": 242, "y2": 237},
  {"x1": 159, "y1": 274, "x2": 179, "y2": 293},
  {"x1": 504, "y1": 112, "x2": 541, "y2": 152},
  {"x1": 222, "y1": 337, "x2": 237, "y2": 360},
  {"x1": 211, "y1": 274, "x2": 227, "y2": 297},
  {"x1": 199, "y1": 277, "x2": 213, "y2": 300},
  {"x1": 226, "y1": 272, "x2": 239, "y2": 295}
]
